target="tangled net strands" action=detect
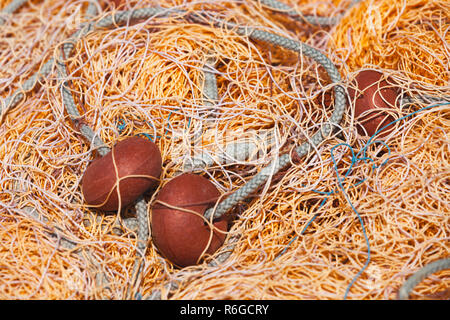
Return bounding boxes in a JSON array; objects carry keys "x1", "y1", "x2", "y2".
[{"x1": 0, "y1": 0, "x2": 449, "y2": 300}]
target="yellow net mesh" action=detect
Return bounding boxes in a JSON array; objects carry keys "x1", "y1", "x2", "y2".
[
  {"x1": 0, "y1": 0, "x2": 448, "y2": 299},
  {"x1": 331, "y1": 0, "x2": 450, "y2": 85}
]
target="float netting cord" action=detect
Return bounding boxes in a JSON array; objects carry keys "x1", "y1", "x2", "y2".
[
  {"x1": 1, "y1": 4, "x2": 345, "y2": 298},
  {"x1": 1, "y1": 0, "x2": 448, "y2": 300}
]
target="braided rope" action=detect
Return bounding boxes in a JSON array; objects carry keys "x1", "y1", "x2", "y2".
[
  {"x1": 397, "y1": 258, "x2": 450, "y2": 300},
  {"x1": 202, "y1": 54, "x2": 219, "y2": 110},
  {"x1": 134, "y1": 196, "x2": 149, "y2": 255},
  {"x1": 257, "y1": 0, "x2": 339, "y2": 26},
  {"x1": 0, "y1": 58, "x2": 54, "y2": 122},
  {"x1": 185, "y1": 130, "x2": 275, "y2": 170},
  {"x1": 403, "y1": 93, "x2": 450, "y2": 105},
  {"x1": 125, "y1": 195, "x2": 149, "y2": 298}
]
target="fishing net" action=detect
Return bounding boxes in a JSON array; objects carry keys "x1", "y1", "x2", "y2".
[{"x1": 0, "y1": 0, "x2": 448, "y2": 300}]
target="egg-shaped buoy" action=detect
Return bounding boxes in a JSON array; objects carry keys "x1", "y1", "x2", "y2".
[
  {"x1": 108, "y1": 0, "x2": 124, "y2": 7},
  {"x1": 151, "y1": 173, "x2": 228, "y2": 268},
  {"x1": 348, "y1": 70, "x2": 399, "y2": 137},
  {"x1": 81, "y1": 136, "x2": 162, "y2": 211}
]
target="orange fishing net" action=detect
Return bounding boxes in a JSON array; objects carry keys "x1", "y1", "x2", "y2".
[
  {"x1": 0, "y1": 0, "x2": 448, "y2": 300},
  {"x1": 331, "y1": 0, "x2": 450, "y2": 85}
]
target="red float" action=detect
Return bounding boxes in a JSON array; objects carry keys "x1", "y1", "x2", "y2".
[{"x1": 81, "y1": 136, "x2": 162, "y2": 211}]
